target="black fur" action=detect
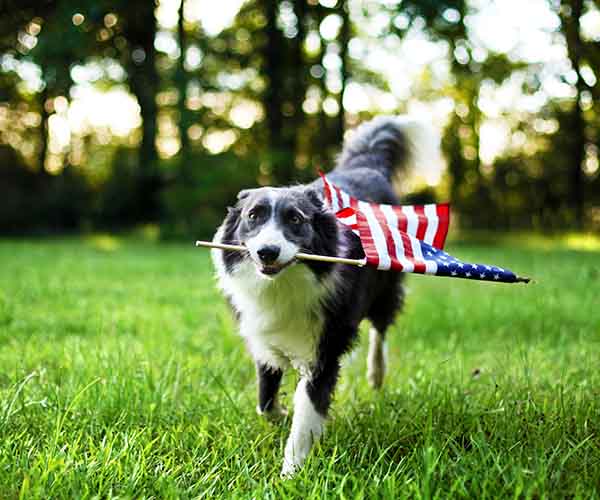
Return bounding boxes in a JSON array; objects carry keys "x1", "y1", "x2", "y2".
[
  {"x1": 221, "y1": 207, "x2": 244, "y2": 272},
  {"x1": 302, "y1": 203, "x2": 340, "y2": 278},
  {"x1": 257, "y1": 363, "x2": 283, "y2": 412}
]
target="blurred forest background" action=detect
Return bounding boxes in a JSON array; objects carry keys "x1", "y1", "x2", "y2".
[{"x1": 0, "y1": 0, "x2": 599, "y2": 238}]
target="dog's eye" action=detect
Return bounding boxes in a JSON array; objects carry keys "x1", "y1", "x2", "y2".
[
  {"x1": 289, "y1": 213, "x2": 303, "y2": 225},
  {"x1": 248, "y1": 210, "x2": 258, "y2": 221}
]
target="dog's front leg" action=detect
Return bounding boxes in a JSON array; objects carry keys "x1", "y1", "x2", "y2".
[
  {"x1": 256, "y1": 362, "x2": 287, "y2": 420},
  {"x1": 281, "y1": 361, "x2": 340, "y2": 477}
]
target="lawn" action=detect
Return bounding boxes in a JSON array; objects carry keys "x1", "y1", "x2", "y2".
[{"x1": 0, "y1": 236, "x2": 598, "y2": 498}]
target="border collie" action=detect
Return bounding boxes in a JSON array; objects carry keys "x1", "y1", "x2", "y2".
[{"x1": 211, "y1": 115, "x2": 439, "y2": 476}]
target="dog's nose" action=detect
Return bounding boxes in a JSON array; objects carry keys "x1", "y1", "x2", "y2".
[{"x1": 257, "y1": 245, "x2": 280, "y2": 264}]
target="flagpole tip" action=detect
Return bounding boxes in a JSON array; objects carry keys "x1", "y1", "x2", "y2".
[{"x1": 516, "y1": 276, "x2": 531, "y2": 284}]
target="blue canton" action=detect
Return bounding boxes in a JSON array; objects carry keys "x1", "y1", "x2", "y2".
[{"x1": 419, "y1": 241, "x2": 519, "y2": 283}]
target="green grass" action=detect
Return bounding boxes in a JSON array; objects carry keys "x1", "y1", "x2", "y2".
[{"x1": 0, "y1": 235, "x2": 598, "y2": 498}]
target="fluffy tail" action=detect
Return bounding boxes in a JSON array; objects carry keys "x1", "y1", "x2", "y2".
[{"x1": 336, "y1": 115, "x2": 440, "y2": 181}]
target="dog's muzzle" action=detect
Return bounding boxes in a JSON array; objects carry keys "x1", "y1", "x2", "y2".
[
  {"x1": 245, "y1": 226, "x2": 299, "y2": 277},
  {"x1": 257, "y1": 245, "x2": 280, "y2": 265}
]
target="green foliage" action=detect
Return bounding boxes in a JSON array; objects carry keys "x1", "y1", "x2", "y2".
[
  {"x1": 0, "y1": 145, "x2": 91, "y2": 234},
  {"x1": 93, "y1": 147, "x2": 145, "y2": 227},
  {"x1": 1, "y1": 0, "x2": 599, "y2": 234},
  {"x1": 0, "y1": 237, "x2": 598, "y2": 497},
  {"x1": 161, "y1": 152, "x2": 261, "y2": 239}
]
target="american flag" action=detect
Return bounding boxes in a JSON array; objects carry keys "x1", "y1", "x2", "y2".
[
  {"x1": 321, "y1": 174, "x2": 528, "y2": 283},
  {"x1": 321, "y1": 173, "x2": 450, "y2": 249}
]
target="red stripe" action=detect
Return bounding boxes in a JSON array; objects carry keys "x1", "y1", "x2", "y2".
[
  {"x1": 392, "y1": 206, "x2": 426, "y2": 273},
  {"x1": 336, "y1": 207, "x2": 358, "y2": 231},
  {"x1": 392, "y1": 205, "x2": 408, "y2": 233},
  {"x1": 337, "y1": 207, "x2": 354, "y2": 218},
  {"x1": 319, "y1": 171, "x2": 332, "y2": 206},
  {"x1": 432, "y1": 203, "x2": 450, "y2": 250},
  {"x1": 370, "y1": 203, "x2": 402, "y2": 271},
  {"x1": 414, "y1": 205, "x2": 427, "y2": 241},
  {"x1": 352, "y1": 199, "x2": 380, "y2": 268}
]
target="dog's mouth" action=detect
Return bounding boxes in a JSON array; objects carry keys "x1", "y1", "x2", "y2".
[{"x1": 255, "y1": 260, "x2": 295, "y2": 277}]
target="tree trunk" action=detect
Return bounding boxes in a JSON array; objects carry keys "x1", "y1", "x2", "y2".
[
  {"x1": 560, "y1": 0, "x2": 586, "y2": 229},
  {"x1": 123, "y1": 0, "x2": 160, "y2": 220},
  {"x1": 38, "y1": 85, "x2": 50, "y2": 177},
  {"x1": 315, "y1": 5, "x2": 330, "y2": 163},
  {"x1": 291, "y1": 0, "x2": 307, "y2": 170},
  {"x1": 335, "y1": 0, "x2": 349, "y2": 144},
  {"x1": 262, "y1": 0, "x2": 290, "y2": 183},
  {"x1": 177, "y1": 0, "x2": 190, "y2": 164}
]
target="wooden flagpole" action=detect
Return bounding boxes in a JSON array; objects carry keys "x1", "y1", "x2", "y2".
[
  {"x1": 195, "y1": 241, "x2": 529, "y2": 282},
  {"x1": 195, "y1": 240, "x2": 367, "y2": 267}
]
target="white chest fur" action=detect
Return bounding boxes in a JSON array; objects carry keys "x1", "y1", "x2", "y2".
[{"x1": 213, "y1": 249, "x2": 328, "y2": 374}]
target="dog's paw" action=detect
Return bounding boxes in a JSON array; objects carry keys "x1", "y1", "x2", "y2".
[
  {"x1": 256, "y1": 402, "x2": 288, "y2": 422},
  {"x1": 280, "y1": 459, "x2": 298, "y2": 479}
]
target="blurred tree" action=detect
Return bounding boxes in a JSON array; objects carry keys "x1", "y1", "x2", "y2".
[
  {"x1": 215, "y1": 0, "x2": 362, "y2": 185},
  {"x1": 1, "y1": 0, "x2": 60, "y2": 175},
  {"x1": 554, "y1": 0, "x2": 599, "y2": 229},
  {"x1": 176, "y1": 0, "x2": 191, "y2": 165},
  {"x1": 335, "y1": 0, "x2": 349, "y2": 144},
  {"x1": 262, "y1": 0, "x2": 291, "y2": 179},
  {"x1": 1, "y1": 0, "x2": 599, "y2": 234},
  {"x1": 117, "y1": 0, "x2": 161, "y2": 220},
  {"x1": 29, "y1": 2, "x2": 83, "y2": 175}
]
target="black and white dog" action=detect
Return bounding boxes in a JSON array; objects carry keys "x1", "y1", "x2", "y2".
[{"x1": 211, "y1": 116, "x2": 438, "y2": 476}]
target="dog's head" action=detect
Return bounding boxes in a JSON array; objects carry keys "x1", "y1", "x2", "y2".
[{"x1": 222, "y1": 186, "x2": 338, "y2": 278}]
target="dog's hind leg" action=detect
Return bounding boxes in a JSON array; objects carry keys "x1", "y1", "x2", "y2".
[
  {"x1": 366, "y1": 275, "x2": 404, "y2": 389},
  {"x1": 367, "y1": 327, "x2": 387, "y2": 389},
  {"x1": 256, "y1": 363, "x2": 287, "y2": 420}
]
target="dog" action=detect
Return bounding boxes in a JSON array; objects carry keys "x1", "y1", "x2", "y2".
[{"x1": 211, "y1": 115, "x2": 439, "y2": 476}]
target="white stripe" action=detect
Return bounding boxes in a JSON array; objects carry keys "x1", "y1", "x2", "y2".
[
  {"x1": 380, "y1": 205, "x2": 414, "y2": 272},
  {"x1": 338, "y1": 214, "x2": 357, "y2": 226},
  {"x1": 423, "y1": 204, "x2": 439, "y2": 246},
  {"x1": 324, "y1": 178, "x2": 339, "y2": 212},
  {"x1": 340, "y1": 190, "x2": 351, "y2": 209},
  {"x1": 331, "y1": 187, "x2": 340, "y2": 212},
  {"x1": 408, "y1": 234, "x2": 438, "y2": 274},
  {"x1": 358, "y1": 201, "x2": 391, "y2": 270},
  {"x1": 402, "y1": 205, "x2": 419, "y2": 238}
]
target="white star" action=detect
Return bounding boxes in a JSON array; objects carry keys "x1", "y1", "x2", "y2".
[
  {"x1": 457, "y1": 263, "x2": 464, "y2": 268},
  {"x1": 426, "y1": 251, "x2": 433, "y2": 256},
  {"x1": 465, "y1": 271, "x2": 471, "y2": 277},
  {"x1": 493, "y1": 274, "x2": 500, "y2": 280},
  {"x1": 440, "y1": 254, "x2": 447, "y2": 260},
  {"x1": 451, "y1": 271, "x2": 457, "y2": 276},
  {"x1": 479, "y1": 273, "x2": 486, "y2": 279},
  {"x1": 471, "y1": 264, "x2": 478, "y2": 270},
  {"x1": 485, "y1": 265, "x2": 491, "y2": 271}
]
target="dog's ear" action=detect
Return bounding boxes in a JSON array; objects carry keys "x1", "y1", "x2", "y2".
[
  {"x1": 237, "y1": 189, "x2": 256, "y2": 201},
  {"x1": 305, "y1": 188, "x2": 324, "y2": 210},
  {"x1": 235, "y1": 188, "x2": 259, "y2": 209},
  {"x1": 310, "y1": 206, "x2": 338, "y2": 260},
  {"x1": 308, "y1": 186, "x2": 337, "y2": 254}
]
